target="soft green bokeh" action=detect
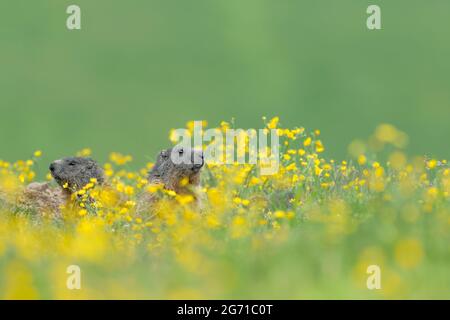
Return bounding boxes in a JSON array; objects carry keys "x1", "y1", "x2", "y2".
[{"x1": 1, "y1": 1, "x2": 449, "y2": 174}]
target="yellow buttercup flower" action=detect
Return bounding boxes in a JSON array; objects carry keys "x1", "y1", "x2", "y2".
[
  {"x1": 426, "y1": 159, "x2": 437, "y2": 169},
  {"x1": 267, "y1": 117, "x2": 279, "y2": 129},
  {"x1": 303, "y1": 137, "x2": 312, "y2": 147}
]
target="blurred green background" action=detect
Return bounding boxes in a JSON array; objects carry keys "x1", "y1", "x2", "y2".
[{"x1": 1, "y1": 1, "x2": 449, "y2": 173}]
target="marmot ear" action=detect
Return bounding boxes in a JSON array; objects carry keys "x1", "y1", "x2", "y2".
[{"x1": 160, "y1": 149, "x2": 169, "y2": 159}]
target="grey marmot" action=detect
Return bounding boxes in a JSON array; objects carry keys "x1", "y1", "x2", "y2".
[
  {"x1": 19, "y1": 157, "x2": 104, "y2": 217},
  {"x1": 49, "y1": 157, "x2": 104, "y2": 193},
  {"x1": 136, "y1": 146, "x2": 204, "y2": 213}
]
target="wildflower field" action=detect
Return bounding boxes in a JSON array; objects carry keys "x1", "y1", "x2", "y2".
[{"x1": 0, "y1": 118, "x2": 449, "y2": 299}]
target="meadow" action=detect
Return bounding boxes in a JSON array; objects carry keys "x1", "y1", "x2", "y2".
[{"x1": 1, "y1": 118, "x2": 449, "y2": 299}]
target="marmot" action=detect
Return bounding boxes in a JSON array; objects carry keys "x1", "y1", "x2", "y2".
[
  {"x1": 19, "y1": 157, "x2": 104, "y2": 217},
  {"x1": 49, "y1": 157, "x2": 104, "y2": 193},
  {"x1": 136, "y1": 146, "x2": 204, "y2": 213}
]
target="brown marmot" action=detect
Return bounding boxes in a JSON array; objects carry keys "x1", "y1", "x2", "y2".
[
  {"x1": 18, "y1": 157, "x2": 104, "y2": 217},
  {"x1": 136, "y1": 146, "x2": 204, "y2": 214}
]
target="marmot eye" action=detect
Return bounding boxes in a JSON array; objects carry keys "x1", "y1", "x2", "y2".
[{"x1": 68, "y1": 161, "x2": 76, "y2": 166}]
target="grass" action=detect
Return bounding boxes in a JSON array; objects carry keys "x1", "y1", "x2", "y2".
[{"x1": 0, "y1": 118, "x2": 449, "y2": 299}]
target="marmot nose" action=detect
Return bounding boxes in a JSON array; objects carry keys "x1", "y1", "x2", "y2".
[
  {"x1": 194, "y1": 162, "x2": 203, "y2": 169},
  {"x1": 192, "y1": 150, "x2": 204, "y2": 169},
  {"x1": 49, "y1": 163, "x2": 56, "y2": 172},
  {"x1": 193, "y1": 157, "x2": 204, "y2": 169}
]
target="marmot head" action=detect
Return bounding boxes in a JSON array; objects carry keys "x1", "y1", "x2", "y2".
[
  {"x1": 148, "y1": 146, "x2": 204, "y2": 191},
  {"x1": 49, "y1": 157, "x2": 104, "y2": 192}
]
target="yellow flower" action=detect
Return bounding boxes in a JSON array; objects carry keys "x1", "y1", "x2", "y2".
[
  {"x1": 84, "y1": 183, "x2": 94, "y2": 190},
  {"x1": 147, "y1": 184, "x2": 162, "y2": 193},
  {"x1": 303, "y1": 137, "x2": 312, "y2": 147},
  {"x1": 76, "y1": 148, "x2": 92, "y2": 157},
  {"x1": 286, "y1": 163, "x2": 297, "y2": 171},
  {"x1": 125, "y1": 200, "x2": 136, "y2": 208},
  {"x1": 114, "y1": 153, "x2": 132, "y2": 165},
  {"x1": 176, "y1": 194, "x2": 194, "y2": 205},
  {"x1": 315, "y1": 166, "x2": 322, "y2": 176},
  {"x1": 166, "y1": 190, "x2": 177, "y2": 197},
  {"x1": 389, "y1": 151, "x2": 407, "y2": 170},
  {"x1": 274, "y1": 210, "x2": 286, "y2": 218},
  {"x1": 232, "y1": 216, "x2": 245, "y2": 226},
  {"x1": 375, "y1": 167, "x2": 384, "y2": 178},
  {"x1": 427, "y1": 187, "x2": 438, "y2": 199},
  {"x1": 267, "y1": 116, "x2": 279, "y2": 129},
  {"x1": 358, "y1": 155, "x2": 367, "y2": 165},
  {"x1": 249, "y1": 177, "x2": 261, "y2": 186},
  {"x1": 33, "y1": 150, "x2": 42, "y2": 158},
  {"x1": 375, "y1": 123, "x2": 408, "y2": 148},
  {"x1": 426, "y1": 159, "x2": 437, "y2": 169},
  {"x1": 124, "y1": 186, "x2": 134, "y2": 195},
  {"x1": 206, "y1": 215, "x2": 221, "y2": 228},
  {"x1": 315, "y1": 140, "x2": 325, "y2": 153},
  {"x1": 180, "y1": 177, "x2": 189, "y2": 187}
]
